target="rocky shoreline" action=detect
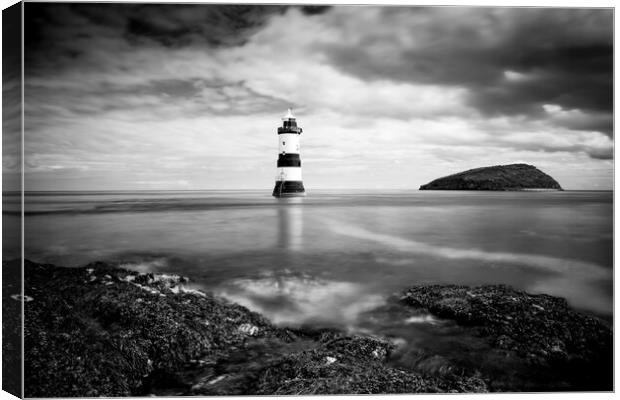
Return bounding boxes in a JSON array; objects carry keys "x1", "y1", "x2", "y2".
[{"x1": 8, "y1": 260, "x2": 612, "y2": 396}]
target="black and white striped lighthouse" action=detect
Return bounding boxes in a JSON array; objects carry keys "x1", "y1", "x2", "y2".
[{"x1": 272, "y1": 108, "x2": 306, "y2": 197}]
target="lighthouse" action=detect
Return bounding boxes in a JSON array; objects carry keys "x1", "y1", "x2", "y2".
[{"x1": 272, "y1": 108, "x2": 306, "y2": 197}]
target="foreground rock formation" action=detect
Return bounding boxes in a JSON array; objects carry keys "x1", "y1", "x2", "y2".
[
  {"x1": 400, "y1": 284, "x2": 612, "y2": 391},
  {"x1": 419, "y1": 164, "x2": 563, "y2": 191},
  {"x1": 18, "y1": 260, "x2": 483, "y2": 397},
  {"x1": 9, "y1": 260, "x2": 610, "y2": 396}
]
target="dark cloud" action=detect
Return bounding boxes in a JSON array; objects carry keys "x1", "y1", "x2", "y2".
[
  {"x1": 554, "y1": 112, "x2": 613, "y2": 134},
  {"x1": 299, "y1": 5, "x2": 332, "y2": 16},
  {"x1": 466, "y1": 120, "x2": 614, "y2": 160},
  {"x1": 587, "y1": 148, "x2": 614, "y2": 160},
  {"x1": 509, "y1": 141, "x2": 613, "y2": 161},
  {"x1": 25, "y1": 3, "x2": 287, "y2": 70},
  {"x1": 122, "y1": 4, "x2": 287, "y2": 47},
  {"x1": 25, "y1": 4, "x2": 123, "y2": 74},
  {"x1": 320, "y1": 7, "x2": 613, "y2": 135},
  {"x1": 3, "y1": 3, "x2": 21, "y2": 82}
]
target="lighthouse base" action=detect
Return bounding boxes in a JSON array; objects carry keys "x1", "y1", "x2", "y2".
[{"x1": 272, "y1": 181, "x2": 306, "y2": 197}]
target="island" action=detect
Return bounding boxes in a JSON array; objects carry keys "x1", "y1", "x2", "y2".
[
  {"x1": 7, "y1": 259, "x2": 610, "y2": 396},
  {"x1": 419, "y1": 164, "x2": 563, "y2": 191}
]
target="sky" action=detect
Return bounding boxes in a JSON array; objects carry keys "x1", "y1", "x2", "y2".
[{"x1": 12, "y1": 3, "x2": 614, "y2": 190}]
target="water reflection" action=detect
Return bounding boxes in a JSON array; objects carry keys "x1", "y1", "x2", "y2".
[
  {"x1": 216, "y1": 271, "x2": 385, "y2": 329},
  {"x1": 276, "y1": 198, "x2": 303, "y2": 251},
  {"x1": 324, "y1": 218, "x2": 610, "y2": 281},
  {"x1": 215, "y1": 199, "x2": 387, "y2": 329},
  {"x1": 20, "y1": 190, "x2": 612, "y2": 318},
  {"x1": 323, "y1": 217, "x2": 612, "y2": 314}
]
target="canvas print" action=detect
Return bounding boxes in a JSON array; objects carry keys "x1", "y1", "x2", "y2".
[{"x1": 2, "y1": 2, "x2": 614, "y2": 397}]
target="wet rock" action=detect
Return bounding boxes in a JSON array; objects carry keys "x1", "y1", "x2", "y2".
[
  {"x1": 401, "y1": 284, "x2": 612, "y2": 390},
  {"x1": 10, "y1": 294, "x2": 34, "y2": 302},
  {"x1": 2, "y1": 260, "x2": 22, "y2": 396},
  {"x1": 28, "y1": 260, "x2": 597, "y2": 396},
  {"x1": 23, "y1": 260, "x2": 278, "y2": 397},
  {"x1": 252, "y1": 335, "x2": 487, "y2": 395},
  {"x1": 414, "y1": 355, "x2": 454, "y2": 376},
  {"x1": 29, "y1": 260, "x2": 474, "y2": 397},
  {"x1": 320, "y1": 335, "x2": 394, "y2": 363},
  {"x1": 237, "y1": 324, "x2": 260, "y2": 336}
]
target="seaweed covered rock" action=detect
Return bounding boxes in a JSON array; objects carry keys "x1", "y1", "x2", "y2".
[
  {"x1": 2, "y1": 259, "x2": 22, "y2": 397},
  {"x1": 251, "y1": 334, "x2": 487, "y2": 395},
  {"x1": 419, "y1": 164, "x2": 563, "y2": 191},
  {"x1": 24, "y1": 260, "x2": 279, "y2": 397},
  {"x1": 24, "y1": 260, "x2": 484, "y2": 397},
  {"x1": 400, "y1": 284, "x2": 612, "y2": 390},
  {"x1": 24, "y1": 260, "x2": 608, "y2": 395}
]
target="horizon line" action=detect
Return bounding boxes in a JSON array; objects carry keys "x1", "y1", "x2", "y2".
[{"x1": 3, "y1": 188, "x2": 613, "y2": 193}]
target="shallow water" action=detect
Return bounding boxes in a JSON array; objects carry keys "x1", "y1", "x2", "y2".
[{"x1": 6, "y1": 189, "x2": 613, "y2": 387}]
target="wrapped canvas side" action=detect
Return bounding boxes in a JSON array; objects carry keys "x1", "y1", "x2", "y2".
[{"x1": 3, "y1": 2, "x2": 23, "y2": 398}]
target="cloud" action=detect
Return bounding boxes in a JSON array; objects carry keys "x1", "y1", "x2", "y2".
[
  {"x1": 317, "y1": 7, "x2": 613, "y2": 134},
  {"x1": 21, "y1": 4, "x2": 613, "y2": 190},
  {"x1": 3, "y1": 3, "x2": 22, "y2": 190},
  {"x1": 26, "y1": 4, "x2": 288, "y2": 56},
  {"x1": 542, "y1": 104, "x2": 613, "y2": 137},
  {"x1": 123, "y1": 4, "x2": 288, "y2": 47}
]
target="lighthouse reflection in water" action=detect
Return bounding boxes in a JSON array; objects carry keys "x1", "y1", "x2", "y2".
[
  {"x1": 277, "y1": 198, "x2": 303, "y2": 251},
  {"x1": 217, "y1": 197, "x2": 385, "y2": 329}
]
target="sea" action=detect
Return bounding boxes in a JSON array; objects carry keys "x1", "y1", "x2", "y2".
[{"x1": 4, "y1": 189, "x2": 613, "y2": 388}]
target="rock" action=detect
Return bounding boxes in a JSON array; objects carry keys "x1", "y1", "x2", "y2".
[
  {"x1": 415, "y1": 355, "x2": 453, "y2": 376},
  {"x1": 3, "y1": 260, "x2": 22, "y2": 397},
  {"x1": 22, "y1": 259, "x2": 608, "y2": 396},
  {"x1": 10, "y1": 294, "x2": 34, "y2": 302},
  {"x1": 237, "y1": 324, "x2": 260, "y2": 336},
  {"x1": 26, "y1": 260, "x2": 481, "y2": 397},
  {"x1": 419, "y1": 164, "x2": 563, "y2": 191},
  {"x1": 22, "y1": 260, "x2": 277, "y2": 397},
  {"x1": 252, "y1": 335, "x2": 487, "y2": 395},
  {"x1": 400, "y1": 284, "x2": 612, "y2": 390}
]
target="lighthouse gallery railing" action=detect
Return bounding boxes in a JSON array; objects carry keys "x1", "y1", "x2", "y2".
[{"x1": 277, "y1": 127, "x2": 303, "y2": 134}]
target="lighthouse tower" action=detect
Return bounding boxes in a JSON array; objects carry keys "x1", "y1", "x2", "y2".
[{"x1": 272, "y1": 108, "x2": 306, "y2": 197}]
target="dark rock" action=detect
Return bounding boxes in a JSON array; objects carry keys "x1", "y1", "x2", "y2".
[
  {"x1": 251, "y1": 335, "x2": 487, "y2": 395},
  {"x1": 400, "y1": 284, "x2": 612, "y2": 390},
  {"x1": 23, "y1": 260, "x2": 485, "y2": 397},
  {"x1": 24, "y1": 260, "x2": 608, "y2": 395},
  {"x1": 23, "y1": 260, "x2": 278, "y2": 397},
  {"x1": 419, "y1": 163, "x2": 563, "y2": 191},
  {"x1": 2, "y1": 259, "x2": 22, "y2": 396}
]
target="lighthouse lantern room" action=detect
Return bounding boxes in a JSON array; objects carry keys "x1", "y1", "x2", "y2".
[{"x1": 272, "y1": 108, "x2": 306, "y2": 197}]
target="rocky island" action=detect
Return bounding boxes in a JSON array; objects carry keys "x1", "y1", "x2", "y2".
[
  {"x1": 7, "y1": 260, "x2": 611, "y2": 397},
  {"x1": 419, "y1": 164, "x2": 563, "y2": 191}
]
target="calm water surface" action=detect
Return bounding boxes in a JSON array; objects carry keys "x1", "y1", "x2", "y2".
[{"x1": 5, "y1": 189, "x2": 613, "y2": 378}]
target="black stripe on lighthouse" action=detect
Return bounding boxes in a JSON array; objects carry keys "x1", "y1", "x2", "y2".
[
  {"x1": 273, "y1": 181, "x2": 305, "y2": 194},
  {"x1": 277, "y1": 154, "x2": 301, "y2": 167}
]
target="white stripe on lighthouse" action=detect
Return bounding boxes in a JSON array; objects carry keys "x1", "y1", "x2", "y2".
[
  {"x1": 278, "y1": 134, "x2": 301, "y2": 154},
  {"x1": 276, "y1": 167, "x2": 303, "y2": 181}
]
